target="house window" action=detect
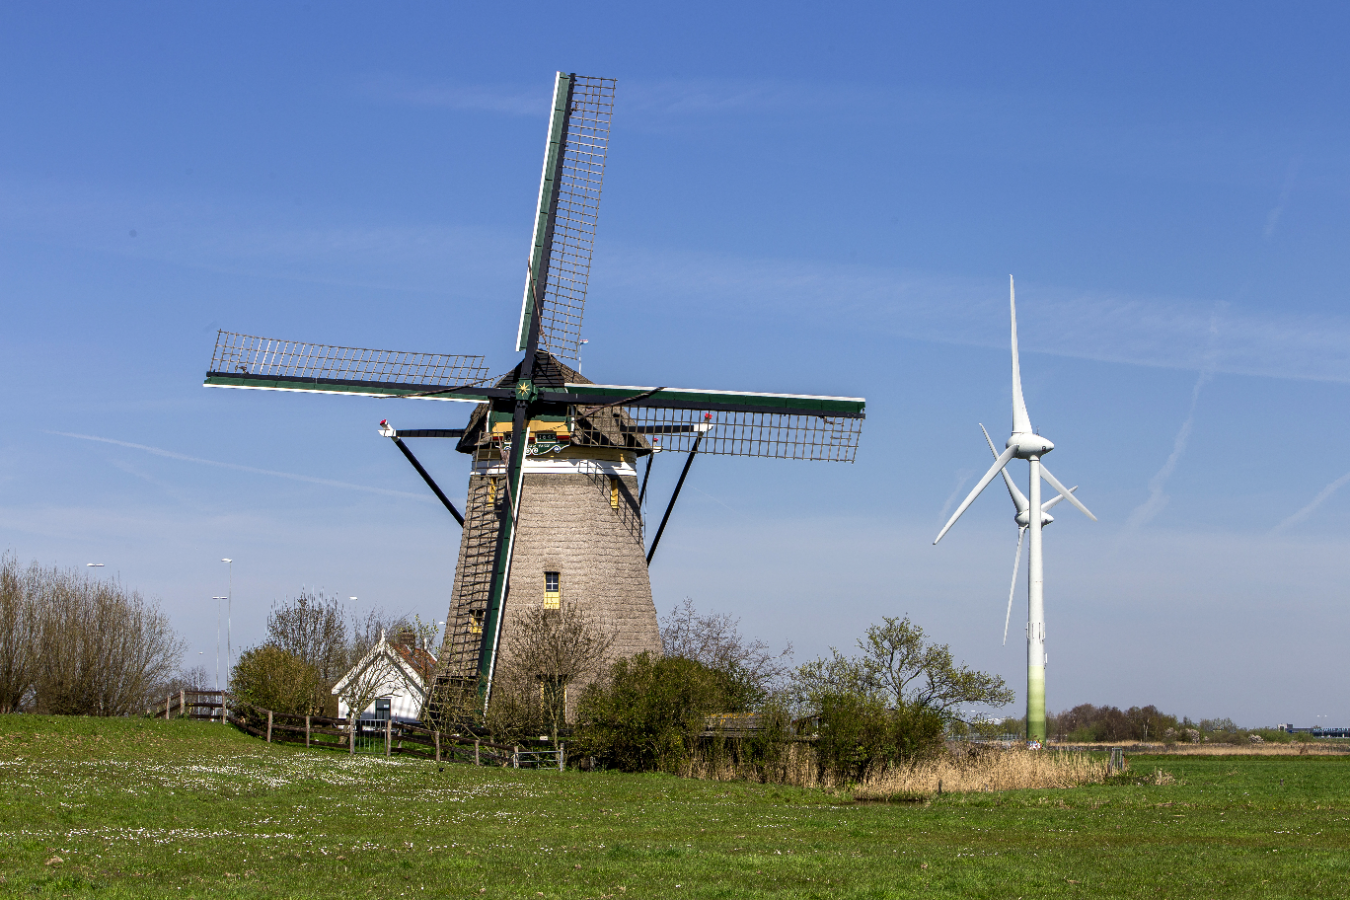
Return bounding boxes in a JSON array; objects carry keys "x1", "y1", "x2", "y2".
[
  {"x1": 374, "y1": 698, "x2": 391, "y2": 721},
  {"x1": 469, "y1": 610, "x2": 484, "y2": 635},
  {"x1": 543, "y1": 571, "x2": 560, "y2": 609},
  {"x1": 609, "y1": 476, "x2": 620, "y2": 509}
]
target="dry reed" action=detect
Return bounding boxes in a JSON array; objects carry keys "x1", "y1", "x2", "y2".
[{"x1": 854, "y1": 746, "x2": 1110, "y2": 799}]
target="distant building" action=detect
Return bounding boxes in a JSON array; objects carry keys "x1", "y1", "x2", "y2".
[{"x1": 332, "y1": 629, "x2": 435, "y2": 724}]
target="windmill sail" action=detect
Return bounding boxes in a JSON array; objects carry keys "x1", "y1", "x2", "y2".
[
  {"x1": 205, "y1": 331, "x2": 491, "y2": 398},
  {"x1": 565, "y1": 383, "x2": 866, "y2": 461},
  {"x1": 516, "y1": 73, "x2": 616, "y2": 366}
]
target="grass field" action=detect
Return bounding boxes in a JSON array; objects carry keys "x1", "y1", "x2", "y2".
[{"x1": 2, "y1": 715, "x2": 1348, "y2": 898}]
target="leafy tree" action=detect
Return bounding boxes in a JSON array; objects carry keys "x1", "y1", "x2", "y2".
[
  {"x1": 231, "y1": 645, "x2": 322, "y2": 716},
  {"x1": 792, "y1": 615, "x2": 1014, "y2": 717}
]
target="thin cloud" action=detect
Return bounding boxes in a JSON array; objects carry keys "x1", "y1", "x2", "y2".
[
  {"x1": 1272, "y1": 471, "x2": 1350, "y2": 534},
  {"x1": 49, "y1": 431, "x2": 430, "y2": 501},
  {"x1": 602, "y1": 247, "x2": 1350, "y2": 384}
]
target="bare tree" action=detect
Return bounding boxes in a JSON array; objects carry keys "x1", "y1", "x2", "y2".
[
  {"x1": 0, "y1": 555, "x2": 38, "y2": 713},
  {"x1": 659, "y1": 598, "x2": 793, "y2": 696},
  {"x1": 265, "y1": 590, "x2": 348, "y2": 685},
  {"x1": 494, "y1": 605, "x2": 615, "y2": 746}
]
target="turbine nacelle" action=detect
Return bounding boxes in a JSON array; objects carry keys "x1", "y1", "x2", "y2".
[
  {"x1": 1016, "y1": 508, "x2": 1054, "y2": 529},
  {"x1": 1006, "y1": 432, "x2": 1054, "y2": 458}
]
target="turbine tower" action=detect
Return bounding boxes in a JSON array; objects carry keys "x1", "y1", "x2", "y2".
[{"x1": 933, "y1": 276, "x2": 1096, "y2": 742}]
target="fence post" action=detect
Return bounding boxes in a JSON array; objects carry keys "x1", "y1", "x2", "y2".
[
  {"x1": 306, "y1": 715, "x2": 311, "y2": 748},
  {"x1": 165, "y1": 695, "x2": 171, "y2": 720},
  {"x1": 474, "y1": 739, "x2": 480, "y2": 766},
  {"x1": 349, "y1": 718, "x2": 355, "y2": 755},
  {"x1": 179, "y1": 690, "x2": 186, "y2": 718},
  {"x1": 266, "y1": 710, "x2": 273, "y2": 743},
  {"x1": 558, "y1": 743, "x2": 565, "y2": 772},
  {"x1": 513, "y1": 746, "x2": 520, "y2": 769},
  {"x1": 434, "y1": 730, "x2": 441, "y2": 763},
  {"x1": 385, "y1": 718, "x2": 392, "y2": 757}
]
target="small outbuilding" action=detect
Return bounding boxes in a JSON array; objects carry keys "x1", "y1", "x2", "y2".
[{"x1": 332, "y1": 629, "x2": 435, "y2": 724}]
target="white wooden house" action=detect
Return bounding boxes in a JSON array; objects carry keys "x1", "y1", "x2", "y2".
[{"x1": 332, "y1": 630, "x2": 436, "y2": 724}]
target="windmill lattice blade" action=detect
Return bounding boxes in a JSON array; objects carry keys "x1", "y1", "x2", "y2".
[
  {"x1": 1010, "y1": 275, "x2": 1033, "y2": 435},
  {"x1": 206, "y1": 331, "x2": 490, "y2": 397},
  {"x1": 1039, "y1": 465, "x2": 1097, "y2": 521},
  {"x1": 982, "y1": 423, "x2": 1028, "y2": 513},
  {"x1": 934, "y1": 444, "x2": 1019, "y2": 544},
  {"x1": 1041, "y1": 485, "x2": 1077, "y2": 512},
  {"x1": 601, "y1": 406, "x2": 862, "y2": 461},
  {"x1": 1005, "y1": 526, "x2": 1026, "y2": 645},
  {"x1": 566, "y1": 383, "x2": 865, "y2": 461},
  {"x1": 518, "y1": 74, "x2": 616, "y2": 365}
]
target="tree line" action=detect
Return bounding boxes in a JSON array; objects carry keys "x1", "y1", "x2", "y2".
[{"x1": 423, "y1": 600, "x2": 1016, "y2": 784}]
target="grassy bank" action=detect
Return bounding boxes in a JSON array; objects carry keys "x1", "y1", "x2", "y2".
[{"x1": 2, "y1": 714, "x2": 1348, "y2": 897}]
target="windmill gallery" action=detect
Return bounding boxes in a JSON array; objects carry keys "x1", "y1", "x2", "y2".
[{"x1": 203, "y1": 72, "x2": 1089, "y2": 742}]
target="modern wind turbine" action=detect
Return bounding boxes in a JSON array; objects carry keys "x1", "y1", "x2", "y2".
[
  {"x1": 933, "y1": 276, "x2": 1096, "y2": 743},
  {"x1": 978, "y1": 424, "x2": 1076, "y2": 646}
]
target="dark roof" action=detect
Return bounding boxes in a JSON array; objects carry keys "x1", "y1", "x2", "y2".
[
  {"x1": 391, "y1": 643, "x2": 436, "y2": 679},
  {"x1": 455, "y1": 351, "x2": 651, "y2": 454}
]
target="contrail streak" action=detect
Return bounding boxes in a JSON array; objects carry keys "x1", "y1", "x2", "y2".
[
  {"x1": 49, "y1": 431, "x2": 430, "y2": 501},
  {"x1": 937, "y1": 469, "x2": 974, "y2": 526},
  {"x1": 1124, "y1": 307, "x2": 1223, "y2": 533},
  {"x1": 1273, "y1": 470, "x2": 1350, "y2": 534}
]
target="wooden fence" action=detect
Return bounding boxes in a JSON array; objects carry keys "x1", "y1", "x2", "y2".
[{"x1": 147, "y1": 690, "x2": 551, "y2": 768}]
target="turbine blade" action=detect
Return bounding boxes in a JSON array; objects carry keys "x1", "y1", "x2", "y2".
[
  {"x1": 982, "y1": 423, "x2": 1028, "y2": 513},
  {"x1": 1041, "y1": 485, "x2": 1078, "y2": 512},
  {"x1": 1010, "y1": 276, "x2": 1033, "y2": 435},
  {"x1": 1039, "y1": 465, "x2": 1096, "y2": 521},
  {"x1": 934, "y1": 445, "x2": 1019, "y2": 544},
  {"x1": 1004, "y1": 526, "x2": 1025, "y2": 645}
]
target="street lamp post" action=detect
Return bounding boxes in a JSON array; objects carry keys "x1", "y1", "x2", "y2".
[
  {"x1": 221, "y1": 559, "x2": 233, "y2": 690},
  {"x1": 212, "y1": 596, "x2": 228, "y2": 691}
]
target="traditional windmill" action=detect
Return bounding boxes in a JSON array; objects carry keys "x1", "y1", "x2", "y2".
[{"x1": 203, "y1": 72, "x2": 866, "y2": 712}]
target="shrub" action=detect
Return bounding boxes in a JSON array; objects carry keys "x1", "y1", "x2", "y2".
[
  {"x1": 574, "y1": 652, "x2": 733, "y2": 772},
  {"x1": 811, "y1": 691, "x2": 944, "y2": 782},
  {"x1": 230, "y1": 645, "x2": 322, "y2": 716}
]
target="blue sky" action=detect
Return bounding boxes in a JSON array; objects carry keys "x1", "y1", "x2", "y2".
[{"x1": 3, "y1": 3, "x2": 1349, "y2": 726}]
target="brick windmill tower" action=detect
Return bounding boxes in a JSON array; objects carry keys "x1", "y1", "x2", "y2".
[{"x1": 203, "y1": 72, "x2": 866, "y2": 714}]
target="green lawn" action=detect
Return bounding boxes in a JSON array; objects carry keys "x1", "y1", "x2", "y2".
[{"x1": 1, "y1": 715, "x2": 1348, "y2": 898}]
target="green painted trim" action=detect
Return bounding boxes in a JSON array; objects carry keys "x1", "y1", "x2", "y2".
[
  {"x1": 517, "y1": 72, "x2": 573, "y2": 352},
  {"x1": 564, "y1": 383, "x2": 866, "y2": 415},
  {"x1": 1027, "y1": 665, "x2": 1046, "y2": 742},
  {"x1": 204, "y1": 374, "x2": 494, "y2": 402},
  {"x1": 476, "y1": 428, "x2": 529, "y2": 697}
]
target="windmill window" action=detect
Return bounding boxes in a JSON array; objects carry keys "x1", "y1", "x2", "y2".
[
  {"x1": 469, "y1": 610, "x2": 484, "y2": 635},
  {"x1": 488, "y1": 477, "x2": 499, "y2": 505},
  {"x1": 609, "y1": 476, "x2": 620, "y2": 509},
  {"x1": 543, "y1": 571, "x2": 561, "y2": 609}
]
